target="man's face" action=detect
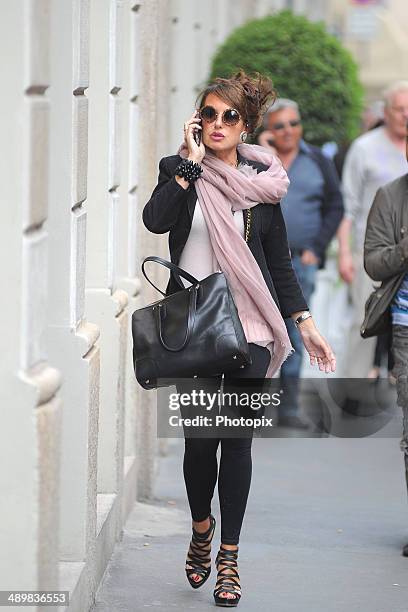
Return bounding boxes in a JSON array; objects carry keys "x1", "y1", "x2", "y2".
[
  {"x1": 384, "y1": 90, "x2": 408, "y2": 139},
  {"x1": 266, "y1": 107, "x2": 303, "y2": 154}
]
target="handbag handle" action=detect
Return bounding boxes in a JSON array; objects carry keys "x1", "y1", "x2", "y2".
[
  {"x1": 156, "y1": 284, "x2": 198, "y2": 351},
  {"x1": 141, "y1": 256, "x2": 200, "y2": 297}
]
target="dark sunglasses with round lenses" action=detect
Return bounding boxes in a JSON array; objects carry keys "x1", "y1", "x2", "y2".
[
  {"x1": 272, "y1": 119, "x2": 301, "y2": 130},
  {"x1": 199, "y1": 105, "x2": 242, "y2": 126}
]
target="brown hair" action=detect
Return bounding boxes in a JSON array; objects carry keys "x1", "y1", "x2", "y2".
[{"x1": 196, "y1": 69, "x2": 276, "y2": 134}]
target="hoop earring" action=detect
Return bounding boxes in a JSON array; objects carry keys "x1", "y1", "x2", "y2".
[{"x1": 240, "y1": 131, "x2": 247, "y2": 142}]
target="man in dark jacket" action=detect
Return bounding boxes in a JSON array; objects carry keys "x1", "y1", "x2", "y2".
[
  {"x1": 364, "y1": 125, "x2": 408, "y2": 556},
  {"x1": 262, "y1": 99, "x2": 344, "y2": 428}
]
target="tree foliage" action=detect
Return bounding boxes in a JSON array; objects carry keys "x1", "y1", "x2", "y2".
[{"x1": 210, "y1": 11, "x2": 364, "y2": 145}]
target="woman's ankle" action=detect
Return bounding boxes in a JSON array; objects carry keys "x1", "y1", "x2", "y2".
[
  {"x1": 192, "y1": 516, "x2": 211, "y2": 533},
  {"x1": 220, "y1": 542, "x2": 238, "y2": 551}
]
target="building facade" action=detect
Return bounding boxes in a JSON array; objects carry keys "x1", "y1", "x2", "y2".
[{"x1": 298, "y1": 0, "x2": 408, "y2": 100}]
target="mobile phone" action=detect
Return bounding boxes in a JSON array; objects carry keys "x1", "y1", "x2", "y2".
[{"x1": 193, "y1": 112, "x2": 202, "y2": 146}]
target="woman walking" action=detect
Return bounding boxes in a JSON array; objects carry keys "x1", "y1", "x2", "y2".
[{"x1": 143, "y1": 70, "x2": 336, "y2": 607}]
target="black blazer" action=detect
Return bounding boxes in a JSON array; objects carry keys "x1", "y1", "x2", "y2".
[{"x1": 142, "y1": 152, "x2": 308, "y2": 318}]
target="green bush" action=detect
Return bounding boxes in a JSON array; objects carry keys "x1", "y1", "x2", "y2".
[{"x1": 209, "y1": 11, "x2": 363, "y2": 146}]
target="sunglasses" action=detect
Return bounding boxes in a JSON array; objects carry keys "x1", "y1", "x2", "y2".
[
  {"x1": 199, "y1": 105, "x2": 242, "y2": 126},
  {"x1": 271, "y1": 119, "x2": 301, "y2": 130}
]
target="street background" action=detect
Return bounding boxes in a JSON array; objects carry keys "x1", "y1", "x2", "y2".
[{"x1": 92, "y1": 436, "x2": 408, "y2": 612}]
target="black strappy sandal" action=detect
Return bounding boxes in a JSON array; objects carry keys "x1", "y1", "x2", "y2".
[
  {"x1": 213, "y1": 545, "x2": 241, "y2": 607},
  {"x1": 185, "y1": 514, "x2": 216, "y2": 589}
]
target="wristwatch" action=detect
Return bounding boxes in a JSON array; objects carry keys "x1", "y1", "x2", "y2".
[{"x1": 294, "y1": 311, "x2": 312, "y2": 328}]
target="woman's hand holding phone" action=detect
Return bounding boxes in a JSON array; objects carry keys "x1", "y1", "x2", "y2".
[{"x1": 183, "y1": 110, "x2": 205, "y2": 164}]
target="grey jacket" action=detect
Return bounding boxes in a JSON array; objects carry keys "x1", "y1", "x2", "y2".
[{"x1": 364, "y1": 173, "x2": 408, "y2": 311}]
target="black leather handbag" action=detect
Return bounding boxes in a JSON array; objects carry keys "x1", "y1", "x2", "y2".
[
  {"x1": 132, "y1": 256, "x2": 252, "y2": 390},
  {"x1": 360, "y1": 285, "x2": 390, "y2": 339},
  {"x1": 360, "y1": 273, "x2": 402, "y2": 339}
]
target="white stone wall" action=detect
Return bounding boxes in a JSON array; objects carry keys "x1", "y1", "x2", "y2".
[
  {"x1": 0, "y1": 0, "x2": 154, "y2": 609},
  {"x1": 0, "y1": 1, "x2": 63, "y2": 606}
]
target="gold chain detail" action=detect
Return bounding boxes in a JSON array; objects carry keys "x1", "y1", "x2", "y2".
[{"x1": 245, "y1": 209, "x2": 251, "y2": 243}]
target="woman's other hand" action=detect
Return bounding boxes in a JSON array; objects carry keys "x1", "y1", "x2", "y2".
[
  {"x1": 296, "y1": 317, "x2": 336, "y2": 373},
  {"x1": 184, "y1": 110, "x2": 205, "y2": 164}
]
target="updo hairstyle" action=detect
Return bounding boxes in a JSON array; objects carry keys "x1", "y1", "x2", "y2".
[{"x1": 196, "y1": 69, "x2": 276, "y2": 134}]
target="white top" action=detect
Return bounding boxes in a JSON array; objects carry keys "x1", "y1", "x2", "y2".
[
  {"x1": 178, "y1": 200, "x2": 244, "y2": 288},
  {"x1": 342, "y1": 126, "x2": 407, "y2": 252}
]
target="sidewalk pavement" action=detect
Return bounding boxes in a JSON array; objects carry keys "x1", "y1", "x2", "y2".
[{"x1": 92, "y1": 434, "x2": 408, "y2": 612}]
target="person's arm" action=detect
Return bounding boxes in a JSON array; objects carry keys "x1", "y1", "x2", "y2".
[
  {"x1": 262, "y1": 203, "x2": 308, "y2": 317},
  {"x1": 288, "y1": 312, "x2": 336, "y2": 373},
  {"x1": 142, "y1": 156, "x2": 190, "y2": 234},
  {"x1": 364, "y1": 186, "x2": 408, "y2": 281},
  {"x1": 337, "y1": 141, "x2": 365, "y2": 282},
  {"x1": 261, "y1": 204, "x2": 336, "y2": 373},
  {"x1": 310, "y1": 154, "x2": 344, "y2": 261},
  {"x1": 143, "y1": 108, "x2": 204, "y2": 234}
]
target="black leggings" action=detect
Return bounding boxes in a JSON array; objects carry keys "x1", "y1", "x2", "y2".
[{"x1": 180, "y1": 343, "x2": 270, "y2": 545}]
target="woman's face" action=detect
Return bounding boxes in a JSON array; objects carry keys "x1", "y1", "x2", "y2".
[{"x1": 200, "y1": 92, "x2": 247, "y2": 153}]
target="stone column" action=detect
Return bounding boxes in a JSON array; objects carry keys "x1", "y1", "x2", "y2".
[
  {"x1": 46, "y1": 5, "x2": 101, "y2": 607},
  {"x1": 85, "y1": 0, "x2": 128, "y2": 517},
  {"x1": 168, "y1": 0, "x2": 197, "y2": 153},
  {"x1": 133, "y1": 0, "x2": 167, "y2": 499},
  {"x1": 0, "y1": 0, "x2": 62, "y2": 603},
  {"x1": 116, "y1": 0, "x2": 144, "y2": 519}
]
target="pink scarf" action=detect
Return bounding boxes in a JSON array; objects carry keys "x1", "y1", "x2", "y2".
[{"x1": 177, "y1": 142, "x2": 294, "y2": 377}]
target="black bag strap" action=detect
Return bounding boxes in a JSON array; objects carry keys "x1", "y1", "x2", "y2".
[
  {"x1": 141, "y1": 256, "x2": 199, "y2": 297},
  {"x1": 156, "y1": 285, "x2": 198, "y2": 351}
]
